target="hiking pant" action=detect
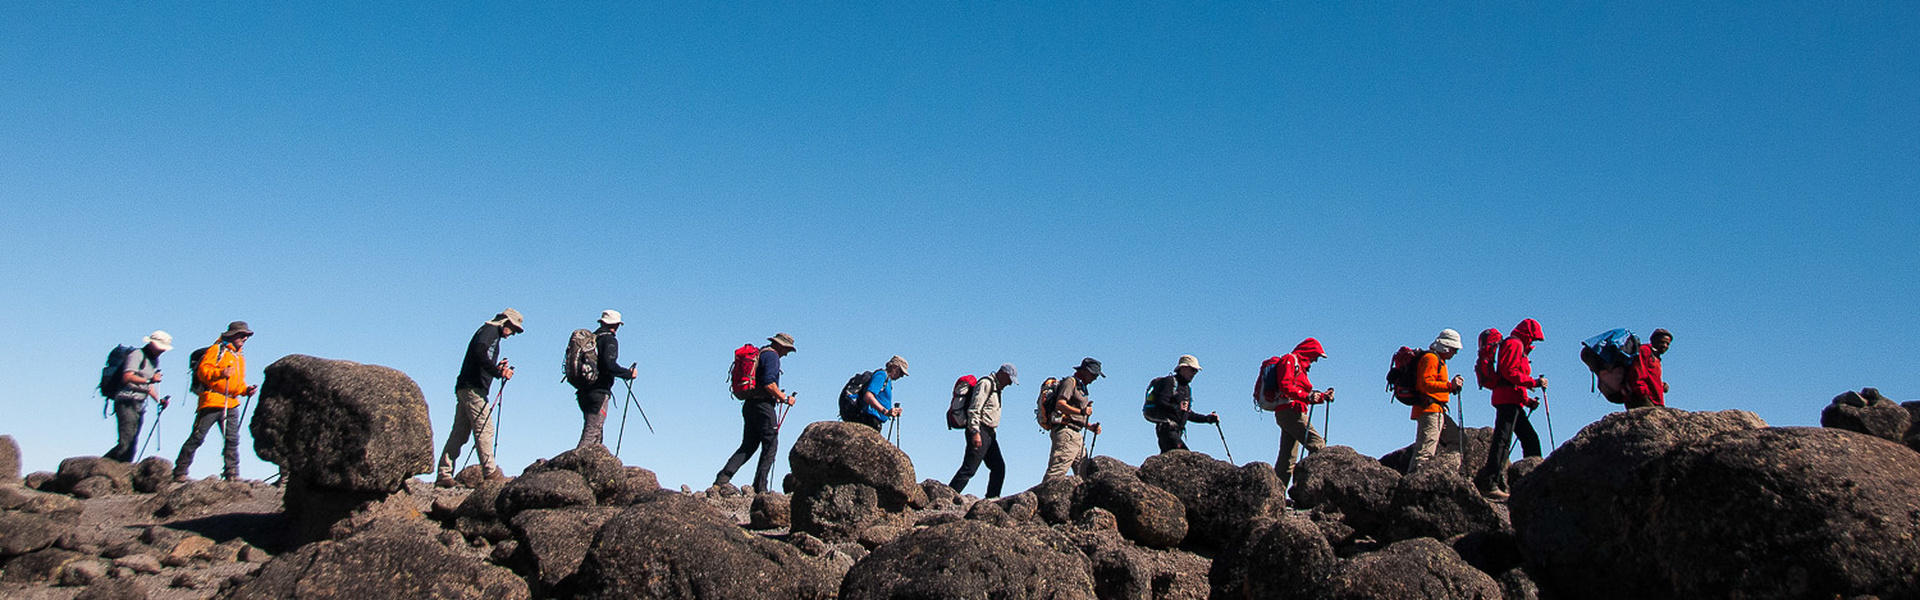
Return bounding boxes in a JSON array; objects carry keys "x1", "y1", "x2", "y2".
[
  {"x1": 846, "y1": 413, "x2": 884, "y2": 433},
  {"x1": 1408, "y1": 411, "x2": 1446, "y2": 473},
  {"x1": 1477, "y1": 404, "x2": 1542, "y2": 492},
  {"x1": 1154, "y1": 421, "x2": 1189, "y2": 453},
  {"x1": 576, "y1": 389, "x2": 610, "y2": 450},
  {"x1": 105, "y1": 397, "x2": 145, "y2": 463},
  {"x1": 1044, "y1": 427, "x2": 1084, "y2": 481},
  {"x1": 175, "y1": 407, "x2": 239, "y2": 479},
  {"x1": 715, "y1": 400, "x2": 780, "y2": 492},
  {"x1": 1274, "y1": 409, "x2": 1325, "y2": 487},
  {"x1": 949, "y1": 426, "x2": 1005, "y2": 498},
  {"x1": 436, "y1": 387, "x2": 496, "y2": 480}
]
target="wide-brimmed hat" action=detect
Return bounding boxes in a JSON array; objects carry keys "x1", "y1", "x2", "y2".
[
  {"x1": 886, "y1": 355, "x2": 910, "y2": 377},
  {"x1": 143, "y1": 331, "x2": 174, "y2": 352},
  {"x1": 1432, "y1": 329, "x2": 1463, "y2": 352},
  {"x1": 491, "y1": 308, "x2": 526, "y2": 332},
  {"x1": 767, "y1": 332, "x2": 797, "y2": 352},
  {"x1": 1176, "y1": 355, "x2": 1202, "y2": 371},
  {"x1": 220, "y1": 321, "x2": 253, "y2": 341},
  {"x1": 1076, "y1": 357, "x2": 1105, "y2": 378},
  {"x1": 599, "y1": 310, "x2": 623, "y2": 326}
]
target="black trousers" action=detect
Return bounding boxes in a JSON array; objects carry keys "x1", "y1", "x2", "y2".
[
  {"x1": 1477, "y1": 404, "x2": 1542, "y2": 491},
  {"x1": 949, "y1": 426, "x2": 1005, "y2": 498},
  {"x1": 845, "y1": 412, "x2": 883, "y2": 433},
  {"x1": 105, "y1": 398, "x2": 144, "y2": 463},
  {"x1": 175, "y1": 407, "x2": 240, "y2": 479},
  {"x1": 1155, "y1": 421, "x2": 1189, "y2": 453},
  {"x1": 716, "y1": 400, "x2": 780, "y2": 492}
]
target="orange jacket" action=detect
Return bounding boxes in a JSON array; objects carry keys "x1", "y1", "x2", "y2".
[
  {"x1": 195, "y1": 342, "x2": 247, "y2": 410},
  {"x1": 1411, "y1": 352, "x2": 1452, "y2": 418}
]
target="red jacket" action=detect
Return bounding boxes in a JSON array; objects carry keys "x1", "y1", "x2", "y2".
[
  {"x1": 1632, "y1": 349, "x2": 1666, "y2": 406},
  {"x1": 1491, "y1": 319, "x2": 1543, "y2": 407},
  {"x1": 1279, "y1": 338, "x2": 1326, "y2": 413}
]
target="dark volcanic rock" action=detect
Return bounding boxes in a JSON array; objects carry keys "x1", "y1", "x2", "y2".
[
  {"x1": 1027, "y1": 475, "x2": 1083, "y2": 525},
  {"x1": 46, "y1": 456, "x2": 132, "y2": 497},
  {"x1": 1384, "y1": 462, "x2": 1506, "y2": 542},
  {"x1": 920, "y1": 478, "x2": 960, "y2": 506},
  {"x1": 0, "y1": 484, "x2": 84, "y2": 518},
  {"x1": 1209, "y1": 515, "x2": 1339, "y2": 599},
  {"x1": 567, "y1": 495, "x2": 836, "y2": 599},
  {"x1": 527, "y1": 445, "x2": 626, "y2": 504},
  {"x1": 24, "y1": 471, "x2": 53, "y2": 490},
  {"x1": 1067, "y1": 527, "x2": 1210, "y2": 600},
  {"x1": 1074, "y1": 455, "x2": 1137, "y2": 479},
  {"x1": 1289, "y1": 446, "x2": 1400, "y2": 536},
  {"x1": 453, "y1": 479, "x2": 512, "y2": 541},
  {"x1": 1821, "y1": 388, "x2": 1908, "y2": 442},
  {"x1": 130, "y1": 456, "x2": 173, "y2": 493},
  {"x1": 507, "y1": 506, "x2": 621, "y2": 594},
  {"x1": 749, "y1": 492, "x2": 791, "y2": 530},
  {"x1": 1508, "y1": 407, "x2": 1766, "y2": 600},
  {"x1": 0, "y1": 511, "x2": 71, "y2": 558},
  {"x1": 788, "y1": 421, "x2": 927, "y2": 508},
  {"x1": 840, "y1": 520, "x2": 1095, "y2": 600},
  {"x1": 1324, "y1": 537, "x2": 1502, "y2": 599},
  {"x1": 495, "y1": 469, "x2": 595, "y2": 518},
  {"x1": 0, "y1": 434, "x2": 19, "y2": 485},
  {"x1": 792, "y1": 482, "x2": 890, "y2": 539},
  {"x1": 1, "y1": 548, "x2": 85, "y2": 583},
  {"x1": 994, "y1": 490, "x2": 1042, "y2": 524},
  {"x1": 606, "y1": 466, "x2": 662, "y2": 505},
  {"x1": 1074, "y1": 469, "x2": 1187, "y2": 549},
  {"x1": 149, "y1": 478, "x2": 252, "y2": 519},
  {"x1": 227, "y1": 525, "x2": 528, "y2": 599},
  {"x1": 1138, "y1": 451, "x2": 1287, "y2": 550},
  {"x1": 251, "y1": 354, "x2": 433, "y2": 492},
  {"x1": 1505, "y1": 456, "x2": 1544, "y2": 487},
  {"x1": 1449, "y1": 530, "x2": 1525, "y2": 576},
  {"x1": 74, "y1": 578, "x2": 148, "y2": 600}
]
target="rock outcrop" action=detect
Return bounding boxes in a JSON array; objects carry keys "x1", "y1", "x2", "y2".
[
  {"x1": 1820, "y1": 388, "x2": 1907, "y2": 442},
  {"x1": 1074, "y1": 467, "x2": 1187, "y2": 548},
  {"x1": 1289, "y1": 446, "x2": 1400, "y2": 536},
  {"x1": 1323, "y1": 537, "x2": 1502, "y2": 599},
  {"x1": 1209, "y1": 515, "x2": 1339, "y2": 599},
  {"x1": 566, "y1": 495, "x2": 837, "y2": 599},
  {"x1": 840, "y1": 520, "x2": 1095, "y2": 600},
  {"x1": 1137, "y1": 450, "x2": 1286, "y2": 550},
  {"x1": 227, "y1": 523, "x2": 528, "y2": 599},
  {"x1": 787, "y1": 422, "x2": 926, "y2": 539},
  {"x1": 1383, "y1": 461, "x2": 1506, "y2": 542}
]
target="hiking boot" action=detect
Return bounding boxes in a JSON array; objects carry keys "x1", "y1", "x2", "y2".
[
  {"x1": 708, "y1": 482, "x2": 740, "y2": 497},
  {"x1": 172, "y1": 473, "x2": 190, "y2": 483},
  {"x1": 434, "y1": 475, "x2": 457, "y2": 489},
  {"x1": 1483, "y1": 489, "x2": 1510, "y2": 501}
]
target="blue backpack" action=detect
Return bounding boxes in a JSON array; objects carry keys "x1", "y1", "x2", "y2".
[{"x1": 1580, "y1": 328, "x2": 1641, "y2": 403}]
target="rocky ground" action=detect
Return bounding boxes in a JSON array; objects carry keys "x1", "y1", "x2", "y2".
[{"x1": 3, "y1": 356, "x2": 1916, "y2": 600}]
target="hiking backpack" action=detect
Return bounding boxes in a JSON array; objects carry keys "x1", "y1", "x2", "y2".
[
  {"x1": 187, "y1": 346, "x2": 214, "y2": 395},
  {"x1": 1033, "y1": 377, "x2": 1063, "y2": 430},
  {"x1": 1386, "y1": 346, "x2": 1434, "y2": 407},
  {"x1": 1142, "y1": 375, "x2": 1177, "y2": 422},
  {"x1": 729, "y1": 344, "x2": 761, "y2": 400},
  {"x1": 1473, "y1": 328, "x2": 1504, "y2": 390},
  {"x1": 1580, "y1": 328, "x2": 1641, "y2": 404},
  {"x1": 98, "y1": 345, "x2": 138, "y2": 400},
  {"x1": 945, "y1": 374, "x2": 979, "y2": 429},
  {"x1": 1251, "y1": 356, "x2": 1284, "y2": 411},
  {"x1": 838, "y1": 371, "x2": 876, "y2": 421},
  {"x1": 563, "y1": 329, "x2": 601, "y2": 389}
]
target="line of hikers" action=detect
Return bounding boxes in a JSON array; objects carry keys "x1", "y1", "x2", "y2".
[{"x1": 97, "y1": 311, "x2": 1673, "y2": 502}]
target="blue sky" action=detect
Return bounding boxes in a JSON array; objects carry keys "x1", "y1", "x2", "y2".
[{"x1": 3, "y1": 3, "x2": 1915, "y2": 492}]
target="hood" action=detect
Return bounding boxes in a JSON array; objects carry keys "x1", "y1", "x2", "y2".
[
  {"x1": 1291, "y1": 338, "x2": 1327, "y2": 361},
  {"x1": 1511, "y1": 319, "x2": 1544, "y2": 343}
]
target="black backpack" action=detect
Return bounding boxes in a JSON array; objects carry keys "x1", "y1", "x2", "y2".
[
  {"x1": 1142, "y1": 375, "x2": 1175, "y2": 422},
  {"x1": 838, "y1": 371, "x2": 876, "y2": 421},
  {"x1": 187, "y1": 346, "x2": 214, "y2": 395},
  {"x1": 98, "y1": 345, "x2": 138, "y2": 400}
]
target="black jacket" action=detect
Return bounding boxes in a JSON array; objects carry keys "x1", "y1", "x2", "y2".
[
  {"x1": 456, "y1": 323, "x2": 506, "y2": 394},
  {"x1": 1145, "y1": 375, "x2": 1216, "y2": 427},
  {"x1": 589, "y1": 325, "x2": 636, "y2": 392}
]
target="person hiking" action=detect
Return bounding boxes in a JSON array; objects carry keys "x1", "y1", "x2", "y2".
[
  {"x1": 1044, "y1": 358, "x2": 1105, "y2": 481},
  {"x1": 713, "y1": 333, "x2": 797, "y2": 494},
  {"x1": 846, "y1": 356, "x2": 909, "y2": 434},
  {"x1": 1272, "y1": 338, "x2": 1333, "y2": 487},
  {"x1": 1407, "y1": 329, "x2": 1466, "y2": 473},
  {"x1": 105, "y1": 331, "x2": 172, "y2": 463},
  {"x1": 174, "y1": 322, "x2": 254, "y2": 482},
  {"x1": 576, "y1": 310, "x2": 638, "y2": 450},
  {"x1": 1627, "y1": 328, "x2": 1672, "y2": 410},
  {"x1": 949, "y1": 363, "x2": 1017, "y2": 498},
  {"x1": 1143, "y1": 355, "x2": 1219, "y2": 454},
  {"x1": 1476, "y1": 318, "x2": 1547, "y2": 500},
  {"x1": 434, "y1": 309, "x2": 523, "y2": 488}
]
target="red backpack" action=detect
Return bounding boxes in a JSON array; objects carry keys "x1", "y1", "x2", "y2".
[
  {"x1": 1474, "y1": 328, "x2": 1504, "y2": 390},
  {"x1": 1386, "y1": 346, "x2": 1432, "y2": 406},
  {"x1": 1252, "y1": 356, "x2": 1285, "y2": 411},
  {"x1": 729, "y1": 344, "x2": 761, "y2": 399}
]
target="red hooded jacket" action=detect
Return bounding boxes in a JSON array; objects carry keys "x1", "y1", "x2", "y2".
[
  {"x1": 1279, "y1": 338, "x2": 1326, "y2": 413},
  {"x1": 1491, "y1": 319, "x2": 1543, "y2": 407},
  {"x1": 1632, "y1": 347, "x2": 1665, "y2": 406}
]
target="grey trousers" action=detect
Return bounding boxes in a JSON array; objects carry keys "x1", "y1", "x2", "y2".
[
  {"x1": 175, "y1": 407, "x2": 239, "y2": 479},
  {"x1": 105, "y1": 397, "x2": 145, "y2": 463},
  {"x1": 577, "y1": 389, "x2": 610, "y2": 449},
  {"x1": 1408, "y1": 410, "x2": 1446, "y2": 473},
  {"x1": 436, "y1": 387, "x2": 496, "y2": 479}
]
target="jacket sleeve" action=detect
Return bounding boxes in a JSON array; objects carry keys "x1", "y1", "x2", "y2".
[
  {"x1": 1416, "y1": 353, "x2": 1451, "y2": 398},
  {"x1": 468, "y1": 328, "x2": 504, "y2": 378},
  {"x1": 598, "y1": 334, "x2": 633, "y2": 379},
  {"x1": 1498, "y1": 339, "x2": 1535, "y2": 388},
  {"x1": 1279, "y1": 355, "x2": 1315, "y2": 401}
]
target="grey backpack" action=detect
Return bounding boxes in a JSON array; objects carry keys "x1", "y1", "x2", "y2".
[{"x1": 563, "y1": 329, "x2": 600, "y2": 389}]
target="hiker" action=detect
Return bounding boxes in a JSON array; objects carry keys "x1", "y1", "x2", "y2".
[
  {"x1": 845, "y1": 356, "x2": 908, "y2": 434},
  {"x1": 1271, "y1": 338, "x2": 1333, "y2": 487},
  {"x1": 1627, "y1": 329, "x2": 1672, "y2": 409},
  {"x1": 174, "y1": 322, "x2": 254, "y2": 482},
  {"x1": 575, "y1": 310, "x2": 638, "y2": 450},
  {"x1": 434, "y1": 309, "x2": 523, "y2": 488},
  {"x1": 1476, "y1": 318, "x2": 1547, "y2": 500},
  {"x1": 1043, "y1": 358, "x2": 1104, "y2": 481},
  {"x1": 1406, "y1": 329, "x2": 1466, "y2": 473},
  {"x1": 104, "y1": 331, "x2": 172, "y2": 463},
  {"x1": 714, "y1": 333, "x2": 797, "y2": 494},
  {"x1": 1143, "y1": 355, "x2": 1219, "y2": 454},
  {"x1": 949, "y1": 363, "x2": 1017, "y2": 498}
]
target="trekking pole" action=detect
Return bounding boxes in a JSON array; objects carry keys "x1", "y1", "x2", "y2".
[
  {"x1": 1541, "y1": 384, "x2": 1556, "y2": 449},
  {"x1": 1454, "y1": 390, "x2": 1466, "y2": 458},
  {"x1": 615, "y1": 381, "x2": 634, "y2": 459},
  {"x1": 775, "y1": 392, "x2": 796, "y2": 431},
  {"x1": 1213, "y1": 421, "x2": 1234, "y2": 463},
  {"x1": 137, "y1": 397, "x2": 168, "y2": 459},
  {"x1": 491, "y1": 380, "x2": 506, "y2": 461},
  {"x1": 627, "y1": 380, "x2": 654, "y2": 435},
  {"x1": 1087, "y1": 424, "x2": 1100, "y2": 457}
]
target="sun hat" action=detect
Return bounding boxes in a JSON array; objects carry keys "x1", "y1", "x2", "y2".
[
  {"x1": 220, "y1": 321, "x2": 253, "y2": 341},
  {"x1": 1176, "y1": 355, "x2": 1202, "y2": 371},
  {"x1": 143, "y1": 331, "x2": 173, "y2": 352},
  {"x1": 599, "y1": 310, "x2": 622, "y2": 326},
  {"x1": 768, "y1": 332, "x2": 797, "y2": 352}
]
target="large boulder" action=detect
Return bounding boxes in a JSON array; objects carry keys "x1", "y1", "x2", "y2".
[
  {"x1": 566, "y1": 495, "x2": 837, "y2": 599},
  {"x1": 1634, "y1": 427, "x2": 1920, "y2": 598},
  {"x1": 453, "y1": 479, "x2": 513, "y2": 542},
  {"x1": 495, "y1": 469, "x2": 595, "y2": 518},
  {"x1": 527, "y1": 445, "x2": 627, "y2": 504},
  {"x1": 1820, "y1": 388, "x2": 1907, "y2": 443},
  {"x1": 1209, "y1": 515, "x2": 1340, "y2": 599},
  {"x1": 0, "y1": 484, "x2": 83, "y2": 518},
  {"x1": 1323, "y1": 537, "x2": 1502, "y2": 599},
  {"x1": 1383, "y1": 461, "x2": 1506, "y2": 542},
  {"x1": 1138, "y1": 451, "x2": 1287, "y2": 550},
  {"x1": 251, "y1": 354, "x2": 433, "y2": 492},
  {"x1": 1074, "y1": 469, "x2": 1188, "y2": 549},
  {"x1": 0, "y1": 434, "x2": 19, "y2": 484},
  {"x1": 1027, "y1": 475, "x2": 1083, "y2": 525},
  {"x1": 45, "y1": 456, "x2": 133, "y2": 497},
  {"x1": 130, "y1": 456, "x2": 173, "y2": 494},
  {"x1": 840, "y1": 520, "x2": 1096, "y2": 600},
  {"x1": 748, "y1": 492, "x2": 791, "y2": 530},
  {"x1": 226, "y1": 525, "x2": 528, "y2": 599},
  {"x1": 788, "y1": 421, "x2": 927, "y2": 508},
  {"x1": 0, "y1": 511, "x2": 71, "y2": 558},
  {"x1": 1509, "y1": 408, "x2": 1766, "y2": 600},
  {"x1": 506, "y1": 506, "x2": 621, "y2": 594},
  {"x1": 1289, "y1": 446, "x2": 1400, "y2": 536}
]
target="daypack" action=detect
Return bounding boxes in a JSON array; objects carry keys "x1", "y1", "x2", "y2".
[
  {"x1": 838, "y1": 371, "x2": 876, "y2": 421},
  {"x1": 98, "y1": 345, "x2": 138, "y2": 399},
  {"x1": 563, "y1": 329, "x2": 601, "y2": 389},
  {"x1": 729, "y1": 344, "x2": 761, "y2": 400},
  {"x1": 1386, "y1": 347, "x2": 1434, "y2": 407},
  {"x1": 945, "y1": 374, "x2": 979, "y2": 429},
  {"x1": 1580, "y1": 328, "x2": 1641, "y2": 404},
  {"x1": 1251, "y1": 356, "x2": 1284, "y2": 411},
  {"x1": 1033, "y1": 377, "x2": 1063, "y2": 430},
  {"x1": 1474, "y1": 328, "x2": 1504, "y2": 390},
  {"x1": 187, "y1": 346, "x2": 214, "y2": 395}
]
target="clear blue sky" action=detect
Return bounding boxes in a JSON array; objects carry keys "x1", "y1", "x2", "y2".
[{"x1": 3, "y1": 3, "x2": 1915, "y2": 492}]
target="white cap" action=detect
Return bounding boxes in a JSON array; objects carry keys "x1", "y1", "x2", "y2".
[
  {"x1": 143, "y1": 331, "x2": 174, "y2": 352},
  {"x1": 1176, "y1": 354, "x2": 1202, "y2": 371},
  {"x1": 1432, "y1": 328, "x2": 1463, "y2": 353},
  {"x1": 599, "y1": 310, "x2": 623, "y2": 326}
]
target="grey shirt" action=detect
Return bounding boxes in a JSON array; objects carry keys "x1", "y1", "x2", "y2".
[
  {"x1": 1056, "y1": 376, "x2": 1091, "y2": 430},
  {"x1": 965, "y1": 377, "x2": 1002, "y2": 432},
  {"x1": 116, "y1": 350, "x2": 158, "y2": 401}
]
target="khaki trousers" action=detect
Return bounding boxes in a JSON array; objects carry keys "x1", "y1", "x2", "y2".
[
  {"x1": 1408, "y1": 410, "x2": 1446, "y2": 473},
  {"x1": 1045, "y1": 427, "x2": 1084, "y2": 481},
  {"x1": 1274, "y1": 409, "x2": 1325, "y2": 486},
  {"x1": 436, "y1": 387, "x2": 496, "y2": 479}
]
